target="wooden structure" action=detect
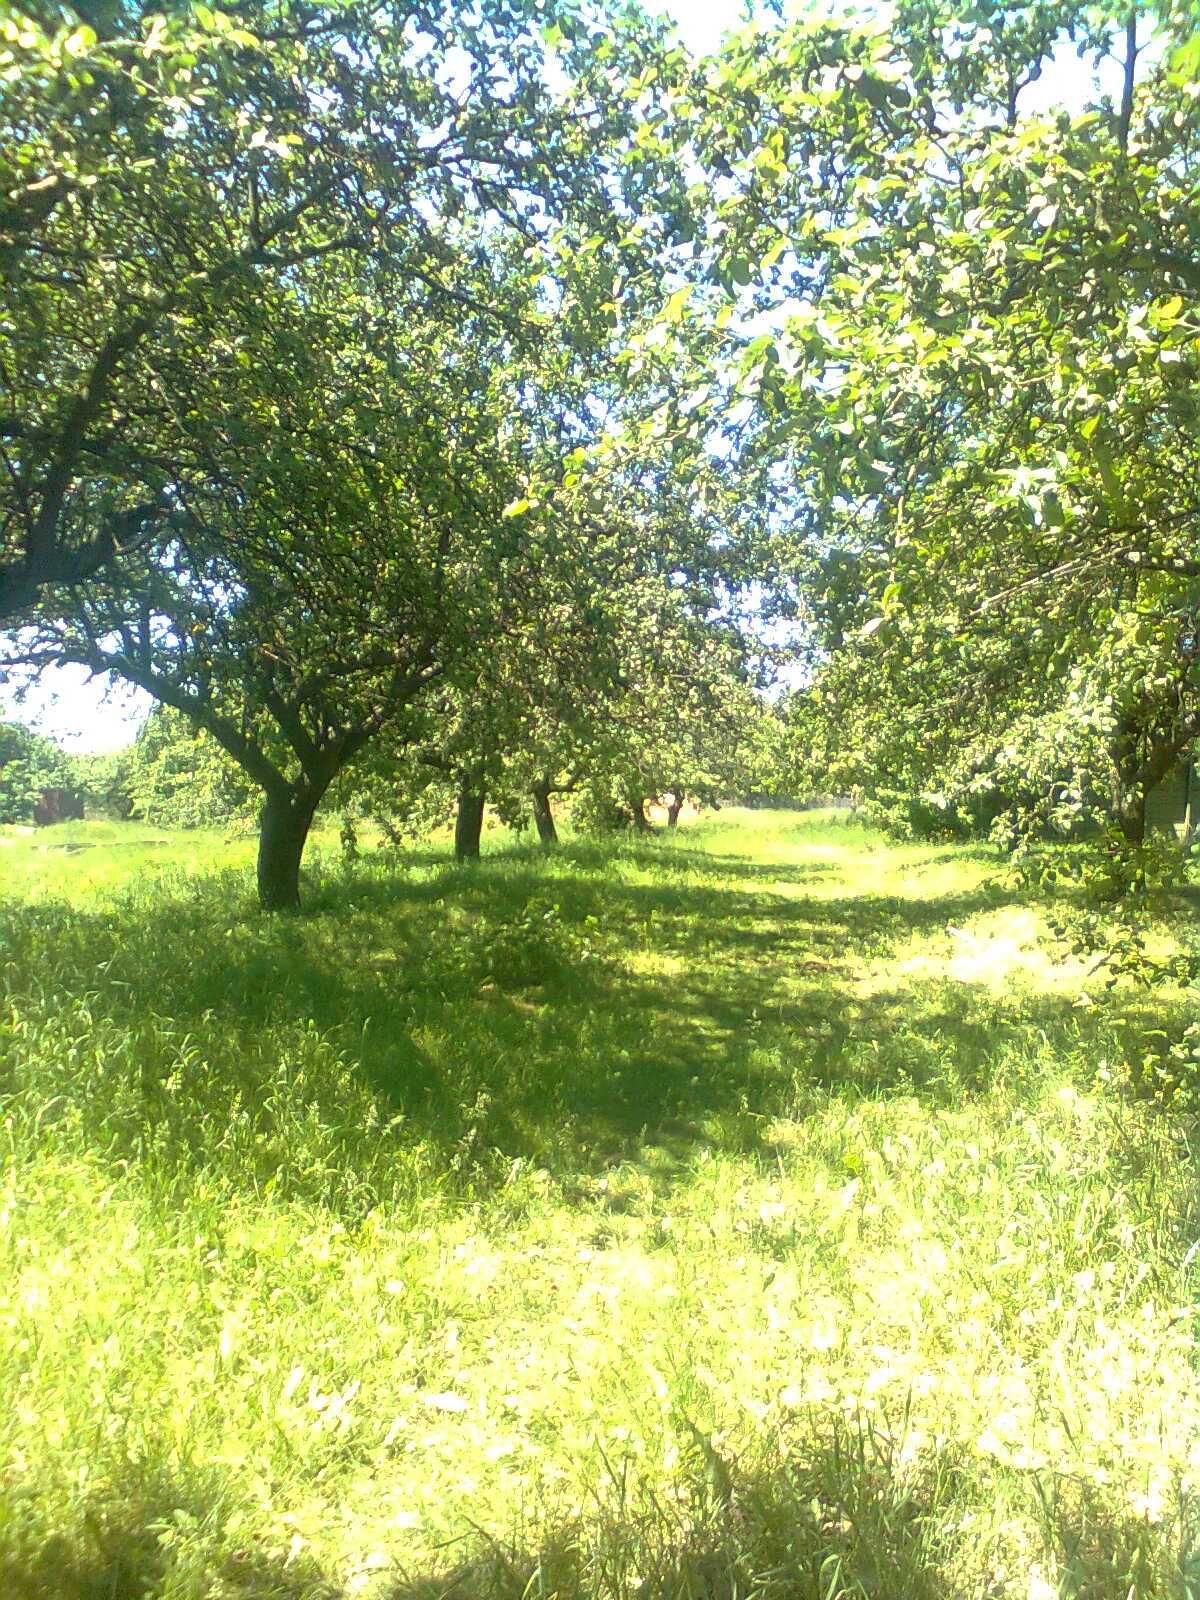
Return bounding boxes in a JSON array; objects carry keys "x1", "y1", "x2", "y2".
[{"x1": 1147, "y1": 753, "x2": 1200, "y2": 838}]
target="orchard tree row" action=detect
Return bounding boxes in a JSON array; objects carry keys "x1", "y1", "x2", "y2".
[
  {"x1": 711, "y1": 1, "x2": 1200, "y2": 871},
  {"x1": 2, "y1": 0, "x2": 768, "y2": 904},
  {"x1": 3, "y1": 0, "x2": 1199, "y2": 912}
]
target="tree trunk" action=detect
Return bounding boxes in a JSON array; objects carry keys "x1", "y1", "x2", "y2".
[
  {"x1": 455, "y1": 786, "x2": 485, "y2": 862},
  {"x1": 666, "y1": 787, "x2": 685, "y2": 828},
  {"x1": 629, "y1": 794, "x2": 653, "y2": 834},
  {"x1": 1112, "y1": 717, "x2": 1148, "y2": 847},
  {"x1": 1118, "y1": 10, "x2": 1138, "y2": 154},
  {"x1": 258, "y1": 790, "x2": 318, "y2": 911},
  {"x1": 531, "y1": 781, "x2": 558, "y2": 846},
  {"x1": 1114, "y1": 789, "x2": 1147, "y2": 847}
]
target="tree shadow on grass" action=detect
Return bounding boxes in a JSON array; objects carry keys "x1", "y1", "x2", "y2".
[
  {"x1": 385, "y1": 1458, "x2": 1200, "y2": 1600},
  {"x1": 0, "y1": 834, "x2": 1180, "y2": 1202},
  {"x1": 386, "y1": 1435, "x2": 968, "y2": 1600},
  {"x1": 0, "y1": 1427, "x2": 977, "y2": 1600},
  {"x1": 7, "y1": 1429, "x2": 1195, "y2": 1600},
  {"x1": 0, "y1": 1465, "x2": 338, "y2": 1600},
  {"x1": 5, "y1": 1405, "x2": 1198, "y2": 1600}
]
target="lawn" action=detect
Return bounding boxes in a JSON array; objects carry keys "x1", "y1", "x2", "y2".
[{"x1": 1, "y1": 808, "x2": 1197, "y2": 1599}]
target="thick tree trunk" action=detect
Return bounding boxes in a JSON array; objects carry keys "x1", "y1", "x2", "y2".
[
  {"x1": 531, "y1": 782, "x2": 558, "y2": 846},
  {"x1": 455, "y1": 786, "x2": 485, "y2": 862},
  {"x1": 629, "y1": 794, "x2": 653, "y2": 834},
  {"x1": 666, "y1": 787, "x2": 685, "y2": 828},
  {"x1": 1117, "y1": 728, "x2": 1200, "y2": 846},
  {"x1": 258, "y1": 790, "x2": 318, "y2": 911}
]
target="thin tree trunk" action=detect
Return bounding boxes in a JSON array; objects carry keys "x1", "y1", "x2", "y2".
[
  {"x1": 258, "y1": 789, "x2": 319, "y2": 911},
  {"x1": 455, "y1": 786, "x2": 485, "y2": 862},
  {"x1": 1115, "y1": 788, "x2": 1147, "y2": 847},
  {"x1": 1118, "y1": 10, "x2": 1138, "y2": 154},
  {"x1": 666, "y1": 787, "x2": 685, "y2": 828},
  {"x1": 531, "y1": 781, "x2": 558, "y2": 846}
]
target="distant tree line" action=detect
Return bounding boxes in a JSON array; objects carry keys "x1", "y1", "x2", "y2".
[{"x1": 0, "y1": 703, "x2": 780, "y2": 838}]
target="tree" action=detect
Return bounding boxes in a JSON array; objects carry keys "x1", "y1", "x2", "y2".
[
  {"x1": 0, "y1": 720, "x2": 72, "y2": 823},
  {"x1": 69, "y1": 746, "x2": 134, "y2": 820},
  {"x1": 694, "y1": 2, "x2": 1200, "y2": 866},
  {"x1": 4, "y1": 1, "x2": 706, "y2": 907},
  {"x1": 567, "y1": 616, "x2": 764, "y2": 833},
  {"x1": 120, "y1": 706, "x2": 256, "y2": 829},
  {"x1": 337, "y1": 482, "x2": 753, "y2": 857},
  {"x1": 12, "y1": 256, "x2": 545, "y2": 905},
  {"x1": 0, "y1": 0, "x2": 694, "y2": 622}
]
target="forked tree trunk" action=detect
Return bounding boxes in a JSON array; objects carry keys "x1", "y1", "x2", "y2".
[
  {"x1": 531, "y1": 781, "x2": 558, "y2": 846},
  {"x1": 455, "y1": 786, "x2": 485, "y2": 862},
  {"x1": 666, "y1": 787, "x2": 685, "y2": 827},
  {"x1": 258, "y1": 790, "x2": 320, "y2": 911}
]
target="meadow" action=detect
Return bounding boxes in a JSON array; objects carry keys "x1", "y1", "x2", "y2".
[{"x1": 1, "y1": 808, "x2": 1198, "y2": 1600}]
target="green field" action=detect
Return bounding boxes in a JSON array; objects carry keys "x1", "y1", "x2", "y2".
[{"x1": 1, "y1": 809, "x2": 1197, "y2": 1599}]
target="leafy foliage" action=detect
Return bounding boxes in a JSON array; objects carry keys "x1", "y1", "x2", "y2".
[
  {"x1": 692, "y1": 1, "x2": 1200, "y2": 958},
  {"x1": 118, "y1": 706, "x2": 256, "y2": 829},
  {"x1": 0, "y1": 0, "x2": 694, "y2": 620},
  {"x1": 3, "y1": 0, "x2": 722, "y2": 905},
  {"x1": 0, "y1": 718, "x2": 70, "y2": 822}
]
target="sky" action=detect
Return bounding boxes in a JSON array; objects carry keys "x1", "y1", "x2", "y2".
[
  {"x1": 1, "y1": 0, "x2": 1137, "y2": 753},
  {"x1": 654, "y1": 0, "x2": 750, "y2": 54}
]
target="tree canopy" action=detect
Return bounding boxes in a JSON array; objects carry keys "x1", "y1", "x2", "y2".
[
  {"x1": 687, "y1": 1, "x2": 1200, "y2": 868},
  {"x1": 1, "y1": 0, "x2": 693, "y2": 618},
  {"x1": 4, "y1": 0, "x2": 734, "y2": 904},
  {"x1": 5, "y1": 0, "x2": 1200, "y2": 926},
  {"x1": 0, "y1": 717, "x2": 72, "y2": 822}
]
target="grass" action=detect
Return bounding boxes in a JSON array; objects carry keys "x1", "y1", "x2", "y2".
[{"x1": 1, "y1": 807, "x2": 1198, "y2": 1599}]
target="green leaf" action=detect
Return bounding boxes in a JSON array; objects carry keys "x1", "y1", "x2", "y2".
[
  {"x1": 662, "y1": 286, "x2": 691, "y2": 324},
  {"x1": 63, "y1": 24, "x2": 96, "y2": 56}
]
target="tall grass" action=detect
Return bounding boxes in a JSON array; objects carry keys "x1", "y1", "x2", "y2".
[{"x1": 1, "y1": 809, "x2": 1197, "y2": 1598}]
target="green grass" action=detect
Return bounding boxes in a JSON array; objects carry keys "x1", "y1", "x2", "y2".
[{"x1": 1, "y1": 808, "x2": 1198, "y2": 1599}]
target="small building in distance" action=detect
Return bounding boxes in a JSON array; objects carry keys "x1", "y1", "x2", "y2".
[{"x1": 33, "y1": 787, "x2": 85, "y2": 827}]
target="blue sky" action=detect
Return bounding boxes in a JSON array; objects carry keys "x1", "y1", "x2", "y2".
[{"x1": 2, "y1": 0, "x2": 1135, "y2": 752}]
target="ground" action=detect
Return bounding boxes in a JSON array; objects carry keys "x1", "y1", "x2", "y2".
[{"x1": 0, "y1": 809, "x2": 1197, "y2": 1599}]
